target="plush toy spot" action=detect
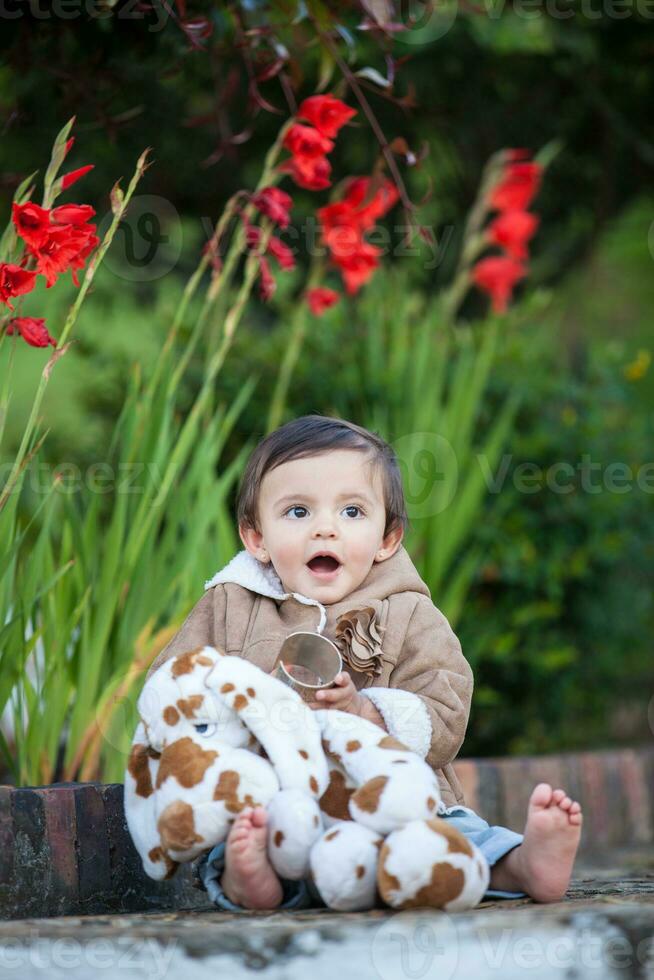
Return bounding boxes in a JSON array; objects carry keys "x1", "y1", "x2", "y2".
[
  {"x1": 426, "y1": 796, "x2": 436, "y2": 810},
  {"x1": 163, "y1": 706, "x2": 180, "y2": 726},
  {"x1": 213, "y1": 770, "x2": 258, "y2": 814},
  {"x1": 171, "y1": 648, "x2": 213, "y2": 677},
  {"x1": 324, "y1": 829, "x2": 340, "y2": 841},
  {"x1": 233, "y1": 694, "x2": 248, "y2": 711},
  {"x1": 406, "y1": 862, "x2": 465, "y2": 908},
  {"x1": 378, "y1": 735, "x2": 409, "y2": 752},
  {"x1": 221, "y1": 683, "x2": 235, "y2": 694},
  {"x1": 157, "y1": 800, "x2": 205, "y2": 853},
  {"x1": 177, "y1": 695, "x2": 204, "y2": 719},
  {"x1": 356, "y1": 865, "x2": 365, "y2": 879},
  {"x1": 351, "y1": 775, "x2": 388, "y2": 814},
  {"x1": 426, "y1": 818, "x2": 474, "y2": 856},
  {"x1": 377, "y1": 844, "x2": 401, "y2": 895},
  {"x1": 298, "y1": 749, "x2": 309, "y2": 759},
  {"x1": 309, "y1": 775, "x2": 319, "y2": 794},
  {"x1": 246, "y1": 687, "x2": 256, "y2": 697},
  {"x1": 155, "y1": 737, "x2": 218, "y2": 789},
  {"x1": 274, "y1": 830, "x2": 284, "y2": 847},
  {"x1": 127, "y1": 743, "x2": 159, "y2": 798},
  {"x1": 346, "y1": 740, "x2": 361, "y2": 752},
  {"x1": 319, "y1": 771, "x2": 354, "y2": 821},
  {"x1": 147, "y1": 845, "x2": 178, "y2": 879}
]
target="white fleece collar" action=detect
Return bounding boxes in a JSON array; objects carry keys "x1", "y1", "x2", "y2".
[{"x1": 204, "y1": 549, "x2": 328, "y2": 634}]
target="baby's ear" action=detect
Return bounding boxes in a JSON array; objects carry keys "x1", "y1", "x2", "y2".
[
  {"x1": 239, "y1": 524, "x2": 265, "y2": 556},
  {"x1": 376, "y1": 526, "x2": 404, "y2": 562}
]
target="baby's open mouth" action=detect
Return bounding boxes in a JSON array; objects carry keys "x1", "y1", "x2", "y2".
[{"x1": 306, "y1": 555, "x2": 342, "y2": 574}]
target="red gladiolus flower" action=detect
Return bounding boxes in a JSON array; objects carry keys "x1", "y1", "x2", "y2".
[
  {"x1": 472, "y1": 255, "x2": 526, "y2": 313},
  {"x1": 282, "y1": 124, "x2": 334, "y2": 161},
  {"x1": 0, "y1": 263, "x2": 37, "y2": 309},
  {"x1": 60, "y1": 164, "x2": 94, "y2": 191},
  {"x1": 307, "y1": 287, "x2": 340, "y2": 316},
  {"x1": 12, "y1": 202, "x2": 51, "y2": 249},
  {"x1": 267, "y1": 235, "x2": 295, "y2": 271},
  {"x1": 342, "y1": 177, "x2": 399, "y2": 231},
  {"x1": 30, "y1": 223, "x2": 99, "y2": 288},
  {"x1": 251, "y1": 187, "x2": 292, "y2": 229},
  {"x1": 297, "y1": 95, "x2": 356, "y2": 138},
  {"x1": 278, "y1": 155, "x2": 332, "y2": 191},
  {"x1": 334, "y1": 240, "x2": 381, "y2": 296},
  {"x1": 51, "y1": 204, "x2": 96, "y2": 226},
  {"x1": 488, "y1": 162, "x2": 542, "y2": 212},
  {"x1": 322, "y1": 222, "x2": 362, "y2": 262},
  {"x1": 258, "y1": 257, "x2": 276, "y2": 302},
  {"x1": 6, "y1": 316, "x2": 56, "y2": 348},
  {"x1": 487, "y1": 210, "x2": 540, "y2": 260}
]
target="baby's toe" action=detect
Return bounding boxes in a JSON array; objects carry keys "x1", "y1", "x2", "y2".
[
  {"x1": 551, "y1": 788, "x2": 566, "y2": 804},
  {"x1": 569, "y1": 807, "x2": 583, "y2": 826},
  {"x1": 558, "y1": 795, "x2": 573, "y2": 810}
]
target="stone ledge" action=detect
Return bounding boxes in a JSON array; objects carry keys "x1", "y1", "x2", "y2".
[{"x1": 1, "y1": 744, "x2": 652, "y2": 921}]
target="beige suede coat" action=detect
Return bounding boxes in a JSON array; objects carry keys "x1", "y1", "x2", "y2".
[{"x1": 147, "y1": 545, "x2": 473, "y2": 810}]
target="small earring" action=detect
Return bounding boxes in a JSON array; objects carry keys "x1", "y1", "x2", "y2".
[{"x1": 259, "y1": 550, "x2": 268, "y2": 561}]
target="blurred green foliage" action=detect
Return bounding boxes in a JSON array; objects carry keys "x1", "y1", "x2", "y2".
[{"x1": 1, "y1": 5, "x2": 652, "y2": 759}]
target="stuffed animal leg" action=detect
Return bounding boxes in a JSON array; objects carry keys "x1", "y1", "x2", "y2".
[
  {"x1": 378, "y1": 818, "x2": 490, "y2": 911},
  {"x1": 309, "y1": 821, "x2": 383, "y2": 911}
]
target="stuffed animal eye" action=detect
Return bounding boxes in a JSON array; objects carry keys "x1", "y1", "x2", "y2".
[{"x1": 194, "y1": 722, "x2": 217, "y2": 737}]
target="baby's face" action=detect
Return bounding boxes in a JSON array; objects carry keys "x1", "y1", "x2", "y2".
[{"x1": 242, "y1": 449, "x2": 400, "y2": 604}]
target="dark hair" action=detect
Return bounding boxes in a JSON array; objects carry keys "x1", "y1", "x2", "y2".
[{"x1": 236, "y1": 414, "x2": 409, "y2": 539}]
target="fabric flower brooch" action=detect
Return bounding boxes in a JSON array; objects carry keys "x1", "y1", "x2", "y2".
[{"x1": 334, "y1": 604, "x2": 386, "y2": 678}]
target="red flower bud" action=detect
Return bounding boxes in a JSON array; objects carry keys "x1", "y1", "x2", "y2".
[
  {"x1": 251, "y1": 187, "x2": 293, "y2": 229},
  {"x1": 488, "y1": 162, "x2": 542, "y2": 212},
  {"x1": 307, "y1": 287, "x2": 340, "y2": 316},
  {"x1": 297, "y1": 95, "x2": 356, "y2": 138},
  {"x1": 472, "y1": 255, "x2": 526, "y2": 313},
  {"x1": 6, "y1": 316, "x2": 56, "y2": 348},
  {"x1": 61, "y1": 164, "x2": 94, "y2": 191},
  {"x1": 487, "y1": 209, "x2": 539, "y2": 260}
]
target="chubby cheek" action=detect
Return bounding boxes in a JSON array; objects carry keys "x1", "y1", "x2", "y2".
[{"x1": 269, "y1": 536, "x2": 304, "y2": 576}]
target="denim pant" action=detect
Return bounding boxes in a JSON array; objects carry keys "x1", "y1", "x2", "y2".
[{"x1": 196, "y1": 805, "x2": 527, "y2": 912}]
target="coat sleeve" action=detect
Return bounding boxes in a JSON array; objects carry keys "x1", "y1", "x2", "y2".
[
  {"x1": 359, "y1": 595, "x2": 473, "y2": 771},
  {"x1": 145, "y1": 585, "x2": 227, "y2": 682}
]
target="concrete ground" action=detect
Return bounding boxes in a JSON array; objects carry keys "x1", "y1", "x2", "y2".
[{"x1": 0, "y1": 848, "x2": 652, "y2": 980}]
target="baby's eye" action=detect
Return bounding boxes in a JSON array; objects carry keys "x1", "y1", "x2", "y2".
[
  {"x1": 194, "y1": 722, "x2": 217, "y2": 738},
  {"x1": 283, "y1": 505, "x2": 365, "y2": 519}
]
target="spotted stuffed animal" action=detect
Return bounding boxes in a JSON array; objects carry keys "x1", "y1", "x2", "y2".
[{"x1": 124, "y1": 646, "x2": 489, "y2": 912}]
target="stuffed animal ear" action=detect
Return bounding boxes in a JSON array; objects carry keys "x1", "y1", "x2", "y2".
[
  {"x1": 205, "y1": 656, "x2": 330, "y2": 800},
  {"x1": 377, "y1": 818, "x2": 490, "y2": 911},
  {"x1": 124, "y1": 722, "x2": 180, "y2": 881}
]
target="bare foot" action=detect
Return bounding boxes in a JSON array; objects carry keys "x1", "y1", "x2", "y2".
[
  {"x1": 220, "y1": 806, "x2": 284, "y2": 910},
  {"x1": 490, "y1": 783, "x2": 583, "y2": 903}
]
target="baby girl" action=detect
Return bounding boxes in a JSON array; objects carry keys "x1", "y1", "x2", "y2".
[{"x1": 148, "y1": 413, "x2": 583, "y2": 911}]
